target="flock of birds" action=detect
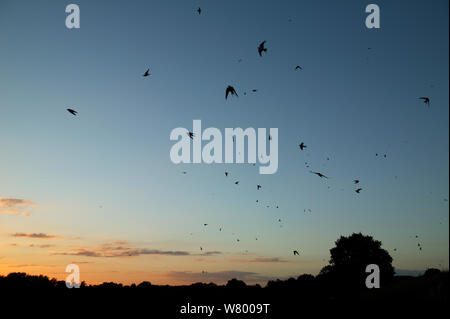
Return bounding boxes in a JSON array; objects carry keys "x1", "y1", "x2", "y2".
[{"x1": 63, "y1": 6, "x2": 439, "y2": 265}]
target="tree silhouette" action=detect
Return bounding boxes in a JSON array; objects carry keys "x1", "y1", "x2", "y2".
[{"x1": 319, "y1": 233, "x2": 394, "y2": 294}]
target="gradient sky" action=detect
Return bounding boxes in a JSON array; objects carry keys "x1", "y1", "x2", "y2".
[{"x1": 0, "y1": 0, "x2": 448, "y2": 285}]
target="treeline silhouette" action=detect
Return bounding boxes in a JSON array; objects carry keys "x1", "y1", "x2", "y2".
[{"x1": 1, "y1": 233, "x2": 447, "y2": 315}]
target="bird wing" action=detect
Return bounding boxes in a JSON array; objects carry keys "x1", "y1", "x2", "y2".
[{"x1": 225, "y1": 87, "x2": 230, "y2": 99}]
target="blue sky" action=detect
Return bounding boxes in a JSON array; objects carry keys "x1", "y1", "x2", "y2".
[{"x1": 0, "y1": 0, "x2": 448, "y2": 284}]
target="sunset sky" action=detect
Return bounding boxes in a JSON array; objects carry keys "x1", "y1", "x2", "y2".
[{"x1": 0, "y1": 0, "x2": 448, "y2": 285}]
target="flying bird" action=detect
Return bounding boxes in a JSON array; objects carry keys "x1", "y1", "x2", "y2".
[
  {"x1": 235, "y1": 181, "x2": 239, "y2": 185},
  {"x1": 354, "y1": 180, "x2": 360, "y2": 184},
  {"x1": 355, "y1": 188, "x2": 362, "y2": 193},
  {"x1": 225, "y1": 85, "x2": 238, "y2": 99},
  {"x1": 203, "y1": 224, "x2": 208, "y2": 226},
  {"x1": 225, "y1": 172, "x2": 229, "y2": 177},
  {"x1": 143, "y1": 69, "x2": 150, "y2": 77},
  {"x1": 66, "y1": 109, "x2": 78, "y2": 116},
  {"x1": 419, "y1": 97, "x2": 430, "y2": 106},
  {"x1": 257, "y1": 41, "x2": 267, "y2": 56},
  {"x1": 293, "y1": 250, "x2": 299, "y2": 256},
  {"x1": 187, "y1": 132, "x2": 195, "y2": 140},
  {"x1": 295, "y1": 65, "x2": 302, "y2": 70},
  {"x1": 299, "y1": 142, "x2": 307, "y2": 150},
  {"x1": 196, "y1": 7, "x2": 201, "y2": 15},
  {"x1": 251, "y1": 89, "x2": 258, "y2": 92},
  {"x1": 257, "y1": 185, "x2": 262, "y2": 190},
  {"x1": 310, "y1": 171, "x2": 329, "y2": 179}
]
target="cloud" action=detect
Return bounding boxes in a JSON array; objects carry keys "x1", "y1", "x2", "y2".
[
  {"x1": 0, "y1": 209, "x2": 30, "y2": 217},
  {"x1": 0, "y1": 197, "x2": 35, "y2": 217},
  {"x1": 197, "y1": 251, "x2": 222, "y2": 256},
  {"x1": 167, "y1": 270, "x2": 277, "y2": 285},
  {"x1": 228, "y1": 257, "x2": 289, "y2": 263},
  {"x1": 51, "y1": 242, "x2": 195, "y2": 258},
  {"x1": 11, "y1": 233, "x2": 59, "y2": 240},
  {"x1": 0, "y1": 198, "x2": 35, "y2": 207},
  {"x1": 29, "y1": 244, "x2": 55, "y2": 248},
  {"x1": 249, "y1": 257, "x2": 288, "y2": 263},
  {"x1": 7, "y1": 264, "x2": 58, "y2": 268}
]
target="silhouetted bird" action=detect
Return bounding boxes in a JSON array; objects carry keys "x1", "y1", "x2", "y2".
[
  {"x1": 354, "y1": 180, "x2": 360, "y2": 184},
  {"x1": 310, "y1": 171, "x2": 328, "y2": 179},
  {"x1": 299, "y1": 142, "x2": 307, "y2": 150},
  {"x1": 295, "y1": 66, "x2": 302, "y2": 70},
  {"x1": 257, "y1": 185, "x2": 262, "y2": 190},
  {"x1": 143, "y1": 69, "x2": 150, "y2": 77},
  {"x1": 182, "y1": 171, "x2": 187, "y2": 174},
  {"x1": 67, "y1": 109, "x2": 78, "y2": 116},
  {"x1": 200, "y1": 247, "x2": 203, "y2": 251},
  {"x1": 419, "y1": 97, "x2": 430, "y2": 106},
  {"x1": 187, "y1": 132, "x2": 194, "y2": 140},
  {"x1": 355, "y1": 188, "x2": 362, "y2": 193},
  {"x1": 258, "y1": 41, "x2": 267, "y2": 56},
  {"x1": 225, "y1": 172, "x2": 229, "y2": 177},
  {"x1": 196, "y1": 7, "x2": 201, "y2": 15},
  {"x1": 293, "y1": 250, "x2": 299, "y2": 256},
  {"x1": 252, "y1": 89, "x2": 258, "y2": 92},
  {"x1": 225, "y1": 85, "x2": 238, "y2": 99},
  {"x1": 235, "y1": 181, "x2": 239, "y2": 185},
  {"x1": 203, "y1": 224, "x2": 208, "y2": 226}
]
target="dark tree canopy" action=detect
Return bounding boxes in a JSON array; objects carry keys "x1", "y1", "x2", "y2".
[{"x1": 319, "y1": 233, "x2": 394, "y2": 291}]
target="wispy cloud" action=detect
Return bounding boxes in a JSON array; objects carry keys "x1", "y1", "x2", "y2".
[
  {"x1": 197, "y1": 251, "x2": 222, "y2": 256},
  {"x1": 0, "y1": 209, "x2": 30, "y2": 217},
  {"x1": 228, "y1": 257, "x2": 289, "y2": 263},
  {"x1": 50, "y1": 242, "x2": 204, "y2": 258},
  {"x1": 249, "y1": 257, "x2": 288, "y2": 263},
  {"x1": 11, "y1": 233, "x2": 60, "y2": 240},
  {"x1": 0, "y1": 197, "x2": 35, "y2": 217},
  {"x1": 29, "y1": 244, "x2": 56, "y2": 248},
  {"x1": 0, "y1": 198, "x2": 34, "y2": 207}
]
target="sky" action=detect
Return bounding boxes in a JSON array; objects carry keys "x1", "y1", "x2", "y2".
[{"x1": 0, "y1": 0, "x2": 448, "y2": 285}]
